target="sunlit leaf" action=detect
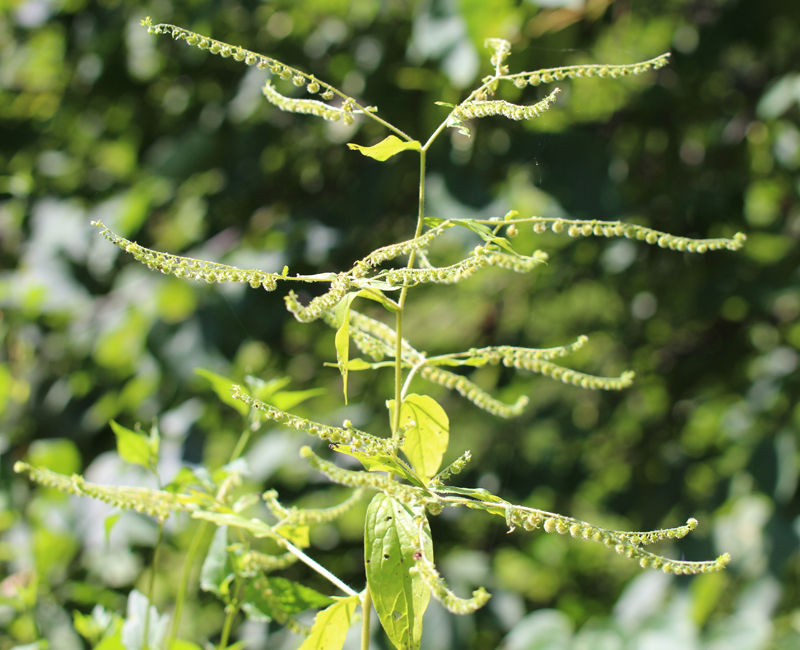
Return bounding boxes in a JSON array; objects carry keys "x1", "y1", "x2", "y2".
[
  {"x1": 388, "y1": 394, "x2": 449, "y2": 483},
  {"x1": 334, "y1": 293, "x2": 360, "y2": 404},
  {"x1": 347, "y1": 135, "x2": 421, "y2": 161},
  {"x1": 333, "y1": 445, "x2": 424, "y2": 487},
  {"x1": 365, "y1": 494, "x2": 432, "y2": 650},
  {"x1": 110, "y1": 420, "x2": 152, "y2": 470},
  {"x1": 297, "y1": 595, "x2": 360, "y2": 650}
]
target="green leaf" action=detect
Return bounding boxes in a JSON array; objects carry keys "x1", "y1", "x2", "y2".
[
  {"x1": 95, "y1": 629, "x2": 125, "y2": 650},
  {"x1": 388, "y1": 394, "x2": 449, "y2": 483},
  {"x1": 355, "y1": 287, "x2": 400, "y2": 311},
  {"x1": 168, "y1": 641, "x2": 205, "y2": 650},
  {"x1": 365, "y1": 494, "x2": 433, "y2": 650},
  {"x1": 270, "y1": 387, "x2": 326, "y2": 412},
  {"x1": 27, "y1": 438, "x2": 81, "y2": 475},
  {"x1": 347, "y1": 135, "x2": 421, "y2": 162},
  {"x1": 333, "y1": 445, "x2": 424, "y2": 487},
  {"x1": 456, "y1": 219, "x2": 519, "y2": 255},
  {"x1": 104, "y1": 514, "x2": 121, "y2": 545},
  {"x1": 192, "y1": 510, "x2": 276, "y2": 539},
  {"x1": 297, "y1": 595, "x2": 360, "y2": 650},
  {"x1": 334, "y1": 293, "x2": 360, "y2": 404},
  {"x1": 274, "y1": 523, "x2": 310, "y2": 548},
  {"x1": 195, "y1": 368, "x2": 250, "y2": 416},
  {"x1": 110, "y1": 420, "x2": 153, "y2": 470},
  {"x1": 243, "y1": 575, "x2": 333, "y2": 623},
  {"x1": 200, "y1": 525, "x2": 234, "y2": 598}
]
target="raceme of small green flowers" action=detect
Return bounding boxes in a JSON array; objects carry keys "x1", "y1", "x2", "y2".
[
  {"x1": 430, "y1": 450, "x2": 472, "y2": 487},
  {"x1": 231, "y1": 385, "x2": 402, "y2": 456},
  {"x1": 262, "y1": 488, "x2": 365, "y2": 526},
  {"x1": 239, "y1": 549, "x2": 298, "y2": 574},
  {"x1": 93, "y1": 221, "x2": 280, "y2": 290},
  {"x1": 412, "y1": 550, "x2": 492, "y2": 615},
  {"x1": 467, "y1": 336, "x2": 588, "y2": 364},
  {"x1": 284, "y1": 274, "x2": 354, "y2": 323},
  {"x1": 521, "y1": 217, "x2": 747, "y2": 253},
  {"x1": 263, "y1": 83, "x2": 368, "y2": 126},
  {"x1": 454, "y1": 88, "x2": 561, "y2": 122},
  {"x1": 506, "y1": 53, "x2": 671, "y2": 87},
  {"x1": 13, "y1": 462, "x2": 199, "y2": 522}
]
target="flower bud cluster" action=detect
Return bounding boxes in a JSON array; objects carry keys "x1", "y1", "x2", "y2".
[
  {"x1": 455, "y1": 89, "x2": 561, "y2": 122},
  {"x1": 510, "y1": 53, "x2": 671, "y2": 87},
  {"x1": 231, "y1": 385, "x2": 399, "y2": 456},
  {"x1": 93, "y1": 221, "x2": 279, "y2": 290}
]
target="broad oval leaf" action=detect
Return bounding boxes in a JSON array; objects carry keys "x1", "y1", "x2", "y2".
[
  {"x1": 347, "y1": 135, "x2": 421, "y2": 162},
  {"x1": 365, "y1": 494, "x2": 433, "y2": 650},
  {"x1": 110, "y1": 420, "x2": 153, "y2": 470},
  {"x1": 389, "y1": 394, "x2": 449, "y2": 483},
  {"x1": 298, "y1": 594, "x2": 360, "y2": 650}
]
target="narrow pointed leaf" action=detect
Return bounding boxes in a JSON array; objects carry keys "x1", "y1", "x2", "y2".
[
  {"x1": 334, "y1": 293, "x2": 360, "y2": 404},
  {"x1": 297, "y1": 595, "x2": 360, "y2": 650},
  {"x1": 347, "y1": 135, "x2": 421, "y2": 162},
  {"x1": 389, "y1": 394, "x2": 449, "y2": 482},
  {"x1": 365, "y1": 494, "x2": 433, "y2": 650},
  {"x1": 200, "y1": 525, "x2": 234, "y2": 597}
]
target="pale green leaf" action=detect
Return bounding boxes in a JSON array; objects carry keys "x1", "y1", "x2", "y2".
[
  {"x1": 389, "y1": 394, "x2": 449, "y2": 483},
  {"x1": 274, "y1": 523, "x2": 310, "y2": 548},
  {"x1": 191, "y1": 510, "x2": 276, "y2": 539},
  {"x1": 355, "y1": 287, "x2": 400, "y2": 311},
  {"x1": 110, "y1": 421, "x2": 152, "y2": 470},
  {"x1": 94, "y1": 629, "x2": 125, "y2": 650},
  {"x1": 333, "y1": 445, "x2": 424, "y2": 487},
  {"x1": 195, "y1": 368, "x2": 249, "y2": 416},
  {"x1": 347, "y1": 135, "x2": 421, "y2": 162},
  {"x1": 104, "y1": 513, "x2": 121, "y2": 545},
  {"x1": 334, "y1": 293, "x2": 360, "y2": 404},
  {"x1": 270, "y1": 388, "x2": 326, "y2": 411},
  {"x1": 365, "y1": 494, "x2": 432, "y2": 650},
  {"x1": 168, "y1": 640, "x2": 205, "y2": 650},
  {"x1": 200, "y1": 525, "x2": 234, "y2": 598},
  {"x1": 297, "y1": 595, "x2": 360, "y2": 650}
]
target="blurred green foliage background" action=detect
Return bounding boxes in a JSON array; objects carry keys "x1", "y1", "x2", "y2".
[{"x1": 1, "y1": 0, "x2": 798, "y2": 648}]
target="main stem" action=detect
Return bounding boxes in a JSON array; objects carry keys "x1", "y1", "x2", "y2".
[{"x1": 393, "y1": 149, "x2": 427, "y2": 434}]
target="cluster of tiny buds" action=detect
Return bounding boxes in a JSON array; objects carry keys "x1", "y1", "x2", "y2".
[{"x1": 529, "y1": 218, "x2": 746, "y2": 253}]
